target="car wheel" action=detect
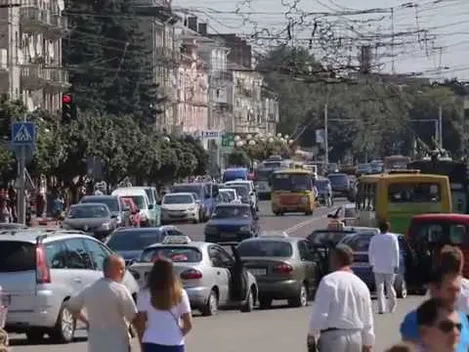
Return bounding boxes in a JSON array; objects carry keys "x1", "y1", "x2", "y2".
[
  {"x1": 396, "y1": 279, "x2": 408, "y2": 298},
  {"x1": 240, "y1": 288, "x2": 255, "y2": 313},
  {"x1": 289, "y1": 283, "x2": 308, "y2": 307},
  {"x1": 49, "y1": 301, "x2": 76, "y2": 343},
  {"x1": 201, "y1": 289, "x2": 218, "y2": 316},
  {"x1": 26, "y1": 330, "x2": 45, "y2": 343},
  {"x1": 259, "y1": 297, "x2": 272, "y2": 309}
]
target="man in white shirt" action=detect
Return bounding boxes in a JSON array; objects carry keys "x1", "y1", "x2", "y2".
[
  {"x1": 308, "y1": 245, "x2": 374, "y2": 352},
  {"x1": 368, "y1": 220, "x2": 400, "y2": 314},
  {"x1": 67, "y1": 255, "x2": 138, "y2": 352}
]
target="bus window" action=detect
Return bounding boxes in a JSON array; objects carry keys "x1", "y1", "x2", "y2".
[
  {"x1": 449, "y1": 225, "x2": 466, "y2": 245},
  {"x1": 388, "y1": 183, "x2": 441, "y2": 203}
]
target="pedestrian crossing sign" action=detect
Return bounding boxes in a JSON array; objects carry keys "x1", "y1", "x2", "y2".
[{"x1": 11, "y1": 122, "x2": 36, "y2": 146}]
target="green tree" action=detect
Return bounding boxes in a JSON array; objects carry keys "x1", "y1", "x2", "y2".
[
  {"x1": 64, "y1": 0, "x2": 164, "y2": 124},
  {"x1": 228, "y1": 150, "x2": 251, "y2": 167}
]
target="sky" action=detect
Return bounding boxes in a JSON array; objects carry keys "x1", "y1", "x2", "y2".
[{"x1": 172, "y1": 0, "x2": 469, "y2": 80}]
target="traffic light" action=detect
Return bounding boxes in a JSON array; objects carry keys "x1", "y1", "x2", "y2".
[{"x1": 62, "y1": 94, "x2": 77, "y2": 122}]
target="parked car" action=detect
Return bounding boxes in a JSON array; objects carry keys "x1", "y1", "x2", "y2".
[
  {"x1": 62, "y1": 203, "x2": 119, "y2": 240},
  {"x1": 129, "y1": 235, "x2": 258, "y2": 315},
  {"x1": 79, "y1": 195, "x2": 129, "y2": 227},
  {"x1": 0, "y1": 229, "x2": 139, "y2": 343}
]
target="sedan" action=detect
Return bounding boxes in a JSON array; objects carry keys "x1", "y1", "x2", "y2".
[
  {"x1": 129, "y1": 236, "x2": 258, "y2": 316},
  {"x1": 161, "y1": 192, "x2": 201, "y2": 224},
  {"x1": 62, "y1": 203, "x2": 118, "y2": 240},
  {"x1": 204, "y1": 203, "x2": 260, "y2": 243},
  {"x1": 238, "y1": 235, "x2": 317, "y2": 308},
  {"x1": 105, "y1": 226, "x2": 186, "y2": 265},
  {"x1": 339, "y1": 232, "x2": 408, "y2": 298}
]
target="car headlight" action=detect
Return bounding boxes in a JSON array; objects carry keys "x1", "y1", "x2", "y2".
[
  {"x1": 101, "y1": 222, "x2": 111, "y2": 230},
  {"x1": 240, "y1": 226, "x2": 250, "y2": 232},
  {"x1": 301, "y1": 196, "x2": 309, "y2": 204},
  {"x1": 187, "y1": 208, "x2": 196, "y2": 212}
]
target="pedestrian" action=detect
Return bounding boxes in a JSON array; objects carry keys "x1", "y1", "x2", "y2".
[
  {"x1": 135, "y1": 256, "x2": 193, "y2": 352},
  {"x1": 368, "y1": 219, "x2": 399, "y2": 314},
  {"x1": 417, "y1": 298, "x2": 461, "y2": 352},
  {"x1": 0, "y1": 200, "x2": 10, "y2": 224},
  {"x1": 400, "y1": 267, "x2": 469, "y2": 351},
  {"x1": 437, "y1": 245, "x2": 469, "y2": 315},
  {"x1": 66, "y1": 255, "x2": 137, "y2": 352},
  {"x1": 307, "y1": 244, "x2": 374, "y2": 352}
]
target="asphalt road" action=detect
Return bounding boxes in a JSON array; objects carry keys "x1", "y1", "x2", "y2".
[{"x1": 9, "y1": 200, "x2": 424, "y2": 352}]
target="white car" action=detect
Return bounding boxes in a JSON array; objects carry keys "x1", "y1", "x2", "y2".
[
  {"x1": 219, "y1": 188, "x2": 241, "y2": 203},
  {"x1": 161, "y1": 192, "x2": 201, "y2": 224},
  {"x1": 224, "y1": 180, "x2": 258, "y2": 210}
]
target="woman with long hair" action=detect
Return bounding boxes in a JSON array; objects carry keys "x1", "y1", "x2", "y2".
[{"x1": 135, "y1": 257, "x2": 193, "y2": 352}]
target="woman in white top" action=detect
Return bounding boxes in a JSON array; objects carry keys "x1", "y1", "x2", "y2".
[{"x1": 135, "y1": 257, "x2": 193, "y2": 352}]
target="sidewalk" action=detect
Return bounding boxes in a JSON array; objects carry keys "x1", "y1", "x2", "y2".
[{"x1": 30, "y1": 216, "x2": 59, "y2": 227}]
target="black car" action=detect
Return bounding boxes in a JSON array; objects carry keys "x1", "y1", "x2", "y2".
[
  {"x1": 105, "y1": 226, "x2": 186, "y2": 265},
  {"x1": 327, "y1": 173, "x2": 350, "y2": 198},
  {"x1": 80, "y1": 195, "x2": 130, "y2": 227},
  {"x1": 204, "y1": 203, "x2": 260, "y2": 243}
]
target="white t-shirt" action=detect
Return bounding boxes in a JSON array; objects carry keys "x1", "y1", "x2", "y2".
[
  {"x1": 137, "y1": 289, "x2": 191, "y2": 346},
  {"x1": 458, "y1": 277, "x2": 469, "y2": 314}
]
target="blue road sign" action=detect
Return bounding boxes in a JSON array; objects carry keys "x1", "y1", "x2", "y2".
[{"x1": 12, "y1": 122, "x2": 36, "y2": 146}]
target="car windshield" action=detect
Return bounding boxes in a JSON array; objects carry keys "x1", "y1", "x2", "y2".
[
  {"x1": 271, "y1": 173, "x2": 311, "y2": 192},
  {"x1": 229, "y1": 185, "x2": 248, "y2": 197},
  {"x1": 163, "y1": 194, "x2": 193, "y2": 204},
  {"x1": 315, "y1": 180, "x2": 329, "y2": 191},
  {"x1": 144, "y1": 189, "x2": 155, "y2": 203},
  {"x1": 220, "y1": 191, "x2": 234, "y2": 201},
  {"x1": 171, "y1": 185, "x2": 202, "y2": 196},
  {"x1": 255, "y1": 169, "x2": 274, "y2": 181},
  {"x1": 68, "y1": 205, "x2": 110, "y2": 218},
  {"x1": 0, "y1": 241, "x2": 35, "y2": 272},
  {"x1": 140, "y1": 246, "x2": 202, "y2": 262},
  {"x1": 237, "y1": 240, "x2": 293, "y2": 257},
  {"x1": 82, "y1": 197, "x2": 118, "y2": 212},
  {"x1": 341, "y1": 234, "x2": 373, "y2": 252},
  {"x1": 106, "y1": 230, "x2": 162, "y2": 251},
  {"x1": 212, "y1": 206, "x2": 251, "y2": 219},
  {"x1": 328, "y1": 174, "x2": 348, "y2": 185}
]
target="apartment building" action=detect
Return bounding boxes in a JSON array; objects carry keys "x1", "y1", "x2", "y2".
[
  {"x1": 132, "y1": 0, "x2": 179, "y2": 132},
  {"x1": 0, "y1": 0, "x2": 69, "y2": 112}
]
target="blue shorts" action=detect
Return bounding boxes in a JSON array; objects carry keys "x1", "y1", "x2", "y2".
[{"x1": 142, "y1": 343, "x2": 184, "y2": 352}]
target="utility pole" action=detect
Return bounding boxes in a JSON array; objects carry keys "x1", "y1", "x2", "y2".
[
  {"x1": 438, "y1": 104, "x2": 443, "y2": 149},
  {"x1": 324, "y1": 102, "x2": 329, "y2": 165}
]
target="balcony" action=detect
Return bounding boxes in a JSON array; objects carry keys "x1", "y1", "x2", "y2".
[
  {"x1": 44, "y1": 67, "x2": 70, "y2": 93},
  {"x1": 20, "y1": 7, "x2": 68, "y2": 39},
  {"x1": 155, "y1": 47, "x2": 180, "y2": 67},
  {"x1": 0, "y1": 49, "x2": 8, "y2": 76},
  {"x1": 20, "y1": 64, "x2": 45, "y2": 90}
]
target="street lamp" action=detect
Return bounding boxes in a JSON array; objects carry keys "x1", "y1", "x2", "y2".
[
  {"x1": 162, "y1": 136, "x2": 170, "y2": 143},
  {"x1": 268, "y1": 137, "x2": 274, "y2": 143},
  {"x1": 234, "y1": 135, "x2": 241, "y2": 141},
  {"x1": 249, "y1": 140, "x2": 256, "y2": 146},
  {"x1": 247, "y1": 134, "x2": 252, "y2": 140}
]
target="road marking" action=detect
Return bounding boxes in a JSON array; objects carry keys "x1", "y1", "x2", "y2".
[{"x1": 284, "y1": 207, "x2": 339, "y2": 234}]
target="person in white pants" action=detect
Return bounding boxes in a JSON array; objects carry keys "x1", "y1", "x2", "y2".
[{"x1": 368, "y1": 220, "x2": 400, "y2": 314}]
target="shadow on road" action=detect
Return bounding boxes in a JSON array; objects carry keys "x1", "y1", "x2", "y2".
[{"x1": 9, "y1": 336, "x2": 87, "y2": 346}]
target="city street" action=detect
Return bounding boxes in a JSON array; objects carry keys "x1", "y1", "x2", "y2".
[{"x1": 9, "y1": 200, "x2": 423, "y2": 351}]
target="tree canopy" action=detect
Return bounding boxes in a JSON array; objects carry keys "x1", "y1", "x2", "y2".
[
  {"x1": 0, "y1": 96, "x2": 208, "y2": 187},
  {"x1": 257, "y1": 45, "x2": 467, "y2": 161}
]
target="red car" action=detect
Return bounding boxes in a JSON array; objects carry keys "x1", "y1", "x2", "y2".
[{"x1": 122, "y1": 197, "x2": 141, "y2": 227}]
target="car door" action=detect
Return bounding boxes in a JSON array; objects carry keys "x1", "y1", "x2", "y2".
[
  {"x1": 119, "y1": 197, "x2": 130, "y2": 226},
  {"x1": 44, "y1": 240, "x2": 77, "y2": 296},
  {"x1": 208, "y1": 246, "x2": 231, "y2": 304},
  {"x1": 298, "y1": 240, "x2": 317, "y2": 292},
  {"x1": 63, "y1": 238, "x2": 96, "y2": 291}
]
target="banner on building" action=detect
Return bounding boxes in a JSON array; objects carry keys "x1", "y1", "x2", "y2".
[{"x1": 202, "y1": 130, "x2": 221, "y2": 140}]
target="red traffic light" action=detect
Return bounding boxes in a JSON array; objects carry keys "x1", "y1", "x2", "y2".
[{"x1": 62, "y1": 95, "x2": 72, "y2": 104}]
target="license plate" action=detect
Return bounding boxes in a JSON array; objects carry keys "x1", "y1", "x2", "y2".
[
  {"x1": 221, "y1": 232, "x2": 237, "y2": 238},
  {"x1": 250, "y1": 268, "x2": 267, "y2": 276}
]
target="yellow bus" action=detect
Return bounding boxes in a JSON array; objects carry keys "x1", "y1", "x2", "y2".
[
  {"x1": 270, "y1": 169, "x2": 317, "y2": 216},
  {"x1": 356, "y1": 173, "x2": 452, "y2": 233}
]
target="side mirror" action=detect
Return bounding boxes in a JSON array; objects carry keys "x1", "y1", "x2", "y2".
[
  {"x1": 148, "y1": 204, "x2": 154, "y2": 210},
  {"x1": 195, "y1": 199, "x2": 201, "y2": 204},
  {"x1": 111, "y1": 214, "x2": 118, "y2": 219},
  {"x1": 123, "y1": 206, "x2": 130, "y2": 212},
  {"x1": 327, "y1": 214, "x2": 333, "y2": 218},
  {"x1": 126, "y1": 259, "x2": 135, "y2": 267}
]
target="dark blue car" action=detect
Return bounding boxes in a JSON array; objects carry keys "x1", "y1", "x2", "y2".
[
  {"x1": 204, "y1": 203, "x2": 260, "y2": 243},
  {"x1": 339, "y1": 232, "x2": 409, "y2": 298}
]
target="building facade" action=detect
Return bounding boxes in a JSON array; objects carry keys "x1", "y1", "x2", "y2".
[
  {"x1": 132, "y1": 0, "x2": 179, "y2": 132},
  {"x1": 0, "y1": 0, "x2": 69, "y2": 112}
]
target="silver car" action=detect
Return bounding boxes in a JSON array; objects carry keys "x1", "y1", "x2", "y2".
[
  {"x1": 62, "y1": 203, "x2": 118, "y2": 240},
  {"x1": 129, "y1": 235, "x2": 258, "y2": 316},
  {"x1": 0, "y1": 229, "x2": 139, "y2": 343}
]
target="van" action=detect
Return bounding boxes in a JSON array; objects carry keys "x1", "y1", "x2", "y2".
[{"x1": 112, "y1": 187, "x2": 157, "y2": 226}]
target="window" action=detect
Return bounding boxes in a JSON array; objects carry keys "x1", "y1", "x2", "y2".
[
  {"x1": 141, "y1": 247, "x2": 202, "y2": 263},
  {"x1": 388, "y1": 183, "x2": 441, "y2": 203},
  {"x1": 341, "y1": 234, "x2": 373, "y2": 252},
  {"x1": 44, "y1": 241, "x2": 67, "y2": 269},
  {"x1": 64, "y1": 239, "x2": 93, "y2": 269},
  {"x1": 214, "y1": 246, "x2": 234, "y2": 266},
  {"x1": 84, "y1": 239, "x2": 110, "y2": 271},
  {"x1": 297, "y1": 241, "x2": 310, "y2": 260},
  {"x1": 237, "y1": 240, "x2": 293, "y2": 257},
  {"x1": 0, "y1": 241, "x2": 35, "y2": 272},
  {"x1": 106, "y1": 230, "x2": 163, "y2": 251}
]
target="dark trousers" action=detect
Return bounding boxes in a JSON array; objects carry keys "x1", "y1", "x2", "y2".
[{"x1": 142, "y1": 343, "x2": 185, "y2": 352}]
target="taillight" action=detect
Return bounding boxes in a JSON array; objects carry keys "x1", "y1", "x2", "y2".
[
  {"x1": 180, "y1": 269, "x2": 203, "y2": 280},
  {"x1": 273, "y1": 263, "x2": 293, "y2": 274},
  {"x1": 36, "y1": 245, "x2": 51, "y2": 284}
]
